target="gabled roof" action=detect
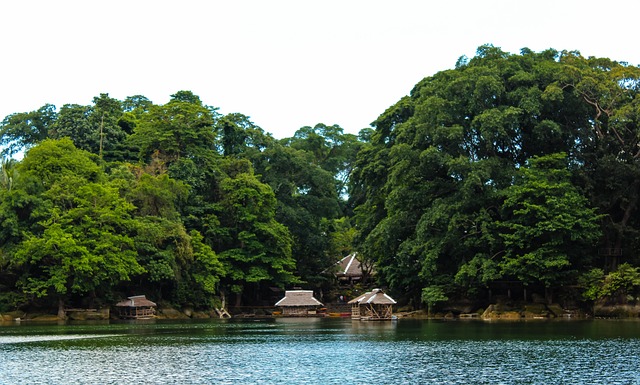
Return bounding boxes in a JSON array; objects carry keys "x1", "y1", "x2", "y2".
[
  {"x1": 116, "y1": 295, "x2": 157, "y2": 307},
  {"x1": 348, "y1": 289, "x2": 396, "y2": 305},
  {"x1": 275, "y1": 290, "x2": 323, "y2": 307},
  {"x1": 336, "y1": 252, "x2": 362, "y2": 277}
]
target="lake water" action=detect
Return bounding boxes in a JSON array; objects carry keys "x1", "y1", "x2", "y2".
[{"x1": 1, "y1": 318, "x2": 639, "y2": 384}]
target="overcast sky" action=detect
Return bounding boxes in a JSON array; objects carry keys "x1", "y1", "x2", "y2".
[{"x1": 1, "y1": 0, "x2": 639, "y2": 139}]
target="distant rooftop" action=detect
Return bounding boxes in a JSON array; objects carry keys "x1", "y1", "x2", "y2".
[
  {"x1": 336, "y1": 252, "x2": 362, "y2": 277},
  {"x1": 275, "y1": 290, "x2": 323, "y2": 307},
  {"x1": 115, "y1": 295, "x2": 157, "y2": 308}
]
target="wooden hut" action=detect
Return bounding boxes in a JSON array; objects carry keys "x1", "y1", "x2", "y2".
[
  {"x1": 275, "y1": 290, "x2": 324, "y2": 316},
  {"x1": 348, "y1": 288, "x2": 396, "y2": 320},
  {"x1": 335, "y1": 253, "x2": 364, "y2": 285},
  {"x1": 329, "y1": 252, "x2": 376, "y2": 286},
  {"x1": 115, "y1": 295, "x2": 157, "y2": 319}
]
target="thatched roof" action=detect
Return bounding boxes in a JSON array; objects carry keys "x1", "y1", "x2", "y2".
[
  {"x1": 116, "y1": 295, "x2": 157, "y2": 308},
  {"x1": 275, "y1": 290, "x2": 323, "y2": 307},
  {"x1": 348, "y1": 289, "x2": 396, "y2": 305},
  {"x1": 336, "y1": 253, "x2": 363, "y2": 277}
]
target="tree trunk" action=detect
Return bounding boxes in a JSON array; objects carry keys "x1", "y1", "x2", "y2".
[
  {"x1": 234, "y1": 289, "x2": 243, "y2": 307},
  {"x1": 57, "y1": 297, "x2": 67, "y2": 320},
  {"x1": 610, "y1": 181, "x2": 639, "y2": 271}
]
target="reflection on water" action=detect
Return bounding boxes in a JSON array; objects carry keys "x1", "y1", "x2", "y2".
[{"x1": 1, "y1": 318, "x2": 639, "y2": 384}]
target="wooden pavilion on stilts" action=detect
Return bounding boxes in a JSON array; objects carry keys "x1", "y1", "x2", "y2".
[
  {"x1": 348, "y1": 289, "x2": 396, "y2": 320},
  {"x1": 115, "y1": 295, "x2": 157, "y2": 319}
]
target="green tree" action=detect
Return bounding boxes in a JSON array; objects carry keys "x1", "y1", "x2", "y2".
[
  {"x1": 255, "y1": 143, "x2": 341, "y2": 288},
  {"x1": 285, "y1": 123, "x2": 363, "y2": 199},
  {"x1": 0, "y1": 104, "x2": 57, "y2": 157},
  {"x1": 108, "y1": 163, "x2": 225, "y2": 308},
  {"x1": 50, "y1": 104, "x2": 96, "y2": 154},
  {"x1": 19, "y1": 138, "x2": 101, "y2": 190},
  {"x1": 350, "y1": 46, "x2": 619, "y2": 305},
  {"x1": 558, "y1": 55, "x2": 640, "y2": 268},
  {"x1": 0, "y1": 158, "x2": 18, "y2": 191},
  {"x1": 170, "y1": 90, "x2": 203, "y2": 105},
  {"x1": 214, "y1": 159, "x2": 297, "y2": 305},
  {"x1": 123, "y1": 95, "x2": 153, "y2": 113},
  {"x1": 498, "y1": 153, "x2": 602, "y2": 302},
  {"x1": 581, "y1": 263, "x2": 640, "y2": 303},
  {"x1": 129, "y1": 94, "x2": 216, "y2": 163},
  {"x1": 128, "y1": 172, "x2": 188, "y2": 219},
  {"x1": 7, "y1": 139, "x2": 143, "y2": 315},
  {"x1": 421, "y1": 285, "x2": 448, "y2": 316},
  {"x1": 187, "y1": 230, "x2": 226, "y2": 307}
]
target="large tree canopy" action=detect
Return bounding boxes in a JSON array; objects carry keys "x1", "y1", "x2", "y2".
[
  {"x1": 2, "y1": 47, "x2": 640, "y2": 314},
  {"x1": 351, "y1": 46, "x2": 640, "y2": 306}
]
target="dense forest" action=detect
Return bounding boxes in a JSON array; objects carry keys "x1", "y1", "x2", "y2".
[{"x1": 2, "y1": 46, "x2": 640, "y2": 316}]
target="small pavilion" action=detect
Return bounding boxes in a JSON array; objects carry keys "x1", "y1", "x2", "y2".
[
  {"x1": 348, "y1": 289, "x2": 396, "y2": 320},
  {"x1": 115, "y1": 295, "x2": 157, "y2": 319},
  {"x1": 275, "y1": 290, "x2": 324, "y2": 316}
]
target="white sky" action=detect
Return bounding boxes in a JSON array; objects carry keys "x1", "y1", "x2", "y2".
[{"x1": 1, "y1": 0, "x2": 639, "y2": 139}]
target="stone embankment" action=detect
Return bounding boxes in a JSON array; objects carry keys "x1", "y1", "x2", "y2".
[
  {"x1": 480, "y1": 303, "x2": 575, "y2": 319},
  {"x1": 0, "y1": 311, "x2": 59, "y2": 322},
  {"x1": 156, "y1": 307, "x2": 219, "y2": 319},
  {"x1": 593, "y1": 304, "x2": 640, "y2": 318},
  {"x1": 395, "y1": 303, "x2": 585, "y2": 320}
]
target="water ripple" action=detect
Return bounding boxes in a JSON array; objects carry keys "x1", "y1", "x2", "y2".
[{"x1": 0, "y1": 320, "x2": 639, "y2": 384}]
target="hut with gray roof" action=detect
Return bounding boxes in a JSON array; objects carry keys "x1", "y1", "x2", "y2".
[
  {"x1": 275, "y1": 290, "x2": 324, "y2": 316},
  {"x1": 115, "y1": 295, "x2": 156, "y2": 319},
  {"x1": 348, "y1": 289, "x2": 396, "y2": 320}
]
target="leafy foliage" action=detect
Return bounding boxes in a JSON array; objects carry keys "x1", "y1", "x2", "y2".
[
  {"x1": 0, "y1": 104, "x2": 56, "y2": 157},
  {"x1": 421, "y1": 285, "x2": 449, "y2": 315},
  {"x1": 3, "y1": 47, "x2": 640, "y2": 313},
  {"x1": 581, "y1": 264, "x2": 640, "y2": 302},
  {"x1": 498, "y1": 153, "x2": 602, "y2": 291},
  {"x1": 351, "y1": 45, "x2": 640, "y2": 306}
]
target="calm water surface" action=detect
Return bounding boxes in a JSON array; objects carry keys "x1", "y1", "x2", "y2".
[{"x1": 1, "y1": 318, "x2": 639, "y2": 384}]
